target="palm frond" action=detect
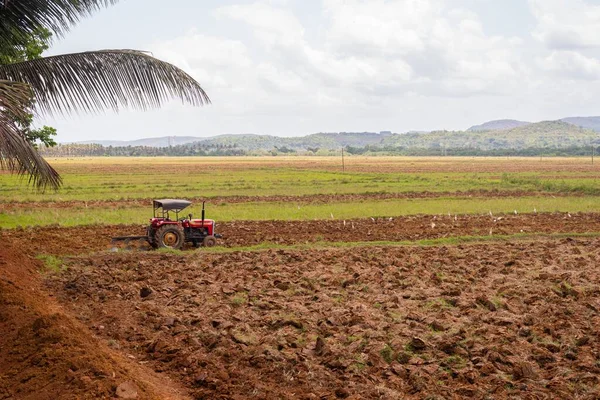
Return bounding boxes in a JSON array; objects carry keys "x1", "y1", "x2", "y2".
[
  {"x1": 0, "y1": 79, "x2": 31, "y2": 118},
  {"x1": 0, "y1": 50, "x2": 211, "y2": 115},
  {"x1": 0, "y1": 0, "x2": 118, "y2": 50},
  {"x1": 0, "y1": 90, "x2": 61, "y2": 190}
]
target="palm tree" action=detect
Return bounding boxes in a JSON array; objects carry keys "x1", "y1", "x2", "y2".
[{"x1": 0, "y1": 0, "x2": 210, "y2": 189}]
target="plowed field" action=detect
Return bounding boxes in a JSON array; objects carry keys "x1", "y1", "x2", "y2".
[
  {"x1": 4, "y1": 213, "x2": 600, "y2": 257},
  {"x1": 45, "y1": 238, "x2": 600, "y2": 399}
]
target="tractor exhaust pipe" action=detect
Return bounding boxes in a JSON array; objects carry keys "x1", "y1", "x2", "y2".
[{"x1": 201, "y1": 201, "x2": 205, "y2": 227}]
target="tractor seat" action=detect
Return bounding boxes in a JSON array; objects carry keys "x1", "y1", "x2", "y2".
[{"x1": 189, "y1": 219, "x2": 214, "y2": 228}]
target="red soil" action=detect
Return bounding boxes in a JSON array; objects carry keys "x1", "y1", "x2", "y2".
[
  {"x1": 0, "y1": 242, "x2": 190, "y2": 399},
  {"x1": 45, "y1": 239, "x2": 600, "y2": 399},
  {"x1": 3, "y1": 213, "x2": 600, "y2": 257}
]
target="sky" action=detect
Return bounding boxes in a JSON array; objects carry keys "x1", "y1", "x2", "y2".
[{"x1": 38, "y1": 0, "x2": 600, "y2": 142}]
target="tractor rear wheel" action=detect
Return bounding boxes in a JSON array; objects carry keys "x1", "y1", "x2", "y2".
[
  {"x1": 154, "y1": 225, "x2": 185, "y2": 250},
  {"x1": 203, "y1": 235, "x2": 217, "y2": 247}
]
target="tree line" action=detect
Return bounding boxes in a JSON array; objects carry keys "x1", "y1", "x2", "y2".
[{"x1": 39, "y1": 143, "x2": 600, "y2": 157}]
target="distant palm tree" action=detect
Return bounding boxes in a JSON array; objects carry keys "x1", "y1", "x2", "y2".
[{"x1": 0, "y1": 0, "x2": 210, "y2": 189}]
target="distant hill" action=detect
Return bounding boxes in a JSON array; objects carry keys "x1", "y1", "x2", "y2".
[
  {"x1": 468, "y1": 116, "x2": 600, "y2": 133},
  {"x1": 560, "y1": 116, "x2": 600, "y2": 132},
  {"x1": 188, "y1": 132, "x2": 387, "y2": 150},
  {"x1": 381, "y1": 121, "x2": 598, "y2": 150},
  {"x1": 66, "y1": 117, "x2": 600, "y2": 153},
  {"x1": 76, "y1": 136, "x2": 208, "y2": 147},
  {"x1": 467, "y1": 119, "x2": 531, "y2": 132}
]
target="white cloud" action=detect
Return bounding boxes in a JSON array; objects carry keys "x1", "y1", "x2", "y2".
[
  {"x1": 44, "y1": 0, "x2": 600, "y2": 142},
  {"x1": 210, "y1": 0, "x2": 525, "y2": 99},
  {"x1": 215, "y1": 3, "x2": 305, "y2": 47},
  {"x1": 152, "y1": 32, "x2": 253, "y2": 90},
  {"x1": 529, "y1": 0, "x2": 600, "y2": 49},
  {"x1": 539, "y1": 51, "x2": 600, "y2": 80}
]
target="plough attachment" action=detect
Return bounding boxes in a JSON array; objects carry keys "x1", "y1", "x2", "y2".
[{"x1": 110, "y1": 236, "x2": 150, "y2": 251}]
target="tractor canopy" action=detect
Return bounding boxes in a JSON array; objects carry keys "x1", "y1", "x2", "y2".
[{"x1": 153, "y1": 199, "x2": 192, "y2": 212}]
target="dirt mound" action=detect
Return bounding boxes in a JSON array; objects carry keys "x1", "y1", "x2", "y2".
[
  {"x1": 46, "y1": 238, "x2": 600, "y2": 399},
  {"x1": 0, "y1": 241, "x2": 189, "y2": 399},
  {"x1": 4, "y1": 213, "x2": 600, "y2": 257}
]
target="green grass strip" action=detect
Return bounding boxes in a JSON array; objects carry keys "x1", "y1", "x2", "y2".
[
  {"x1": 193, "y1": 232, "x2": 600, "y2": 254},
  {"x1": 2, "y1": 195, "x2": 600, "y2": 228}
]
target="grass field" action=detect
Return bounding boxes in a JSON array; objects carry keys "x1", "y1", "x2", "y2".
[
  {"x1": 1, "y1": 156, "x2": 600, "y2": 227},
  {"x1": 1, "y1": 195, "x2": 598, "y2": 228}
]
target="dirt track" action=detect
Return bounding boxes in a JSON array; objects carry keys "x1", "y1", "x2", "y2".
[
  {"x1": 46, "y1": 238, "x2": 600, "y2": 399},
  {"x1": 3, "y1": 212, "x2": 600, "y2": 257}
]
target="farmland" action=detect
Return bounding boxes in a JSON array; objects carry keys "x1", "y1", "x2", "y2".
[{"x1": 2, "y1": 156, "x2": 600, "y2": 399}]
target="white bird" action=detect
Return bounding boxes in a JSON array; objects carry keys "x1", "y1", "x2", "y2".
[
  {"x1": 514, "y1": 210, "x2": 518, "y2": 215},
  {"x1": 534, "y1": 208, "x2": 537, "y2": 214},
  {"x1": 568, "y1": 213, "x2": 572, "y2": 218},
  {"x1": 489, "y1": 210, "x2": 493, "y2": 217},
  {"x1": 388, "y1": 217, "x2": 393, "y2": 222},
  {"x1": 351, "y1": 222, "x2": 355, "y2": 229},
  {"x1": 431, "y1": 222, "x2": 436, "y2": 229},
  {"x1": 489, "y1": 228, "x2": 493, "y2": 235},
  {"x1": 454, "y1": 215, "x2": 458, "y2": 221},
  {"x1": 330, "y1": 213, "x2": 334, "y2": 219},
  {"x1": 343, "y1": 220, "x2": 346, "y2": 226},
  {"x1": 371, "y1": 217, "x2": 375, "y2": 222}
]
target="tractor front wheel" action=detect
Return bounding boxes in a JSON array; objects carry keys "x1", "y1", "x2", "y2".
[
  {"x1": 203, "y1": 235, "x2": 217, "y2": 248},
  {"x1": 155, "y1": 225, "x2": 185, "y2": 250}
]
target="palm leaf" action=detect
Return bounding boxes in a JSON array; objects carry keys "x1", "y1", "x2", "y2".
[
  {"x1": 0, "y1": 50, "x2": 211, "y2": 115},
  {"x1": 0, "y1": 79, "x2": 31, "y2": 118},
  {"x1": 0, "y1": 79, "x2": 60, "y2": 189},
  {"x1": 0, "y1": 120, "x2": 62, "y2": 190},
  {"x1": 0, "y1": 0, "x2": 119, "y2": 50}
]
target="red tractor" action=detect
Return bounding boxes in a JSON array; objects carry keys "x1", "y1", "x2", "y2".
[{"x1": 113, "y1": 199, "x2": 222, "y2": 250}]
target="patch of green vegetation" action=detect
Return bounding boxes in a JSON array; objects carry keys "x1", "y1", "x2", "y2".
[
  {"x1": 36, "y1": 254, "x2": 65, "y2": 272},
  {"x1": 231, "y1": 292, "x2": 248, "y2": 306},
  {"x1": 443, "y1": 355, "x2": 468, "y2": 370},
  {"x1": 347, "y1": 335, "x2": 362, "y2": 343},
  {"x1": 156, "y1": 247, "x2": 185, "y2": 255},
  {"x1": 396, "y1": 351, "x2": 412, "y2": 364},
  {"x1": 491, "y1": 297, "x2": 506, "y2": 310},
  {"x1": 380, "y1": 344, "x2": 395, "y2": 364},
  {"x1": 424, "y1": 298, "x2": 456, "y2": 310},
  {"x1": 388, "y1": 311, "x2": 404, "y2": 323}
]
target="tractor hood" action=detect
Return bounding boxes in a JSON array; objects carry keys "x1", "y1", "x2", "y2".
[{"x1": 153, "y1": 199, "x2": 192, "y2": 212}]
